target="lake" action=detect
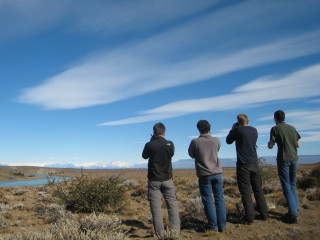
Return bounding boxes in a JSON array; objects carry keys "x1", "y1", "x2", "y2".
[{"x1": 0, "y1": 174, "x2": 68, "y2": 187}]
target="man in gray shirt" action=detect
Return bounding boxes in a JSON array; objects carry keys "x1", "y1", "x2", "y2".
[{"x1": 188, "y1": 120, "x2": 226, "y2": 232}]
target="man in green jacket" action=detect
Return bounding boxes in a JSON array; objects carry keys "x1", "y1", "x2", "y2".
[{"x1": 268, "y1": 110, "x2": 301, "y2": 224}]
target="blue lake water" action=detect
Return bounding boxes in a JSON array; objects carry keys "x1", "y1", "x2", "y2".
[{"x1": 0, "y1": 174, "x2": 68, "y2": 187}]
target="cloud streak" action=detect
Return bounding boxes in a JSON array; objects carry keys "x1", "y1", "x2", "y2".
[
  {"x1": 0, "y1": 0, "x2": 219, "y2": 44},
  {"x1": 98, "y1": 64, "x2": 320, "y2": 126},
  {"x1": 18, "y1": 31, "x2": 320, "y2": 110},
  {"x1": 16, "y1": 1, "x2": 320, "y2": 110}
]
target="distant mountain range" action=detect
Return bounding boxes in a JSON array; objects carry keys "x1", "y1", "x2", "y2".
[{"x1": 40, "y1": 155, "x2": 320, "y2": 169}]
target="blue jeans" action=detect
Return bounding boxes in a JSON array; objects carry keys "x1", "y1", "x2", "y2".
[
  {"x1": 277, "y1": 160, "x2": 299, "y2": 217},
  {"x1": 198, "y1": 173, "x2": 227, "y2": 231}
]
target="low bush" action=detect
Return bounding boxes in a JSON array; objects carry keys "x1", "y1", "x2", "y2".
[
  {"x1": 121, "y1": 179, "x2": 139, "y2": 189},
  {"x1": 131, "y1": 186, "x2": 147, "y2": 198},
  {"x1": 224, "y1": 186, "x2": 240, "y2": 198},
  {"x1": 263, "y1": 178, "x2": 281, "y2": 194},
  {"x1": 52, "y1": 174, "x2": 127, "y2": 213},
  {"x1": 44, "y1": 204, "x2": 76, "y2": 223},
  {"x1": 297, "y1": 165, "x2": 320, "y2": 190},
  {"x1": 0, "y1": 213, "x2": 129, "y2": 240},
  {"x1": 12, "y1": 172, "x2": 24, "y2": 177},
  {"x1": 0, "y1": 203, "x2": 11, "y2": 213},
  {"x1": 306, "y1": 188, "x2": 320, "y2": 201},
  {"x1": 258, "y1": 158, "x2": 278, "y2": 184},
  {"x1": 223, "y1": 176, "x2": 237, "y2": 186},
  {"x1": 184, "y1": 196, "x2": 206, "y2": 220},
  {"x1": 156, "y1": 228, "x2": 180, "y2": 240},
  {"x1": 13, "y1": 189, "x2": 28, "y2": 196}
]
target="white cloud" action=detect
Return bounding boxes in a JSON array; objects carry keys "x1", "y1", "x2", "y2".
[
  {"x1": 307, "y1": 98, "x2": 320, "y2": 103},
  {"x1": 74, "y1": 161, "x2": 132, "y2": 168},
  {"x1": 0, "y1": 0, "x2": 220, "y2": 44},
  {"x1": 9, "y1": 162, "x2": 56, "y2": 167},
  {"x1": 18, "y1": 31, "x2": 320, "y2": 110},
  {"x1": 16, "y1": 0, "x2": 320, "y2": 110},
  {"x1": 73, "y1": 0, "x2": 221, "y2": 34},
  {"x1": 299, "y1": 131, "x2": 320, "y2": 142},
  {"x1": 258, "y1": 109, "x2": 320, "y2": 131},
  {"x1": 99, "y1": 64, "x2": 320, "y2": 126},
  {"x1": 255, "y1": 109, "x2": 320, "y2": 144}
]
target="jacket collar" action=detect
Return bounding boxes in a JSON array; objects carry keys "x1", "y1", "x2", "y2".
[{"x1": 200, "y1": 133, "x2": 212, "y2": 138}]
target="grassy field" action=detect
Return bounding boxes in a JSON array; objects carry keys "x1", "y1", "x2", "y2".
[{"x1": 0, "y1": 163, "x2": 319, "y2": 239}]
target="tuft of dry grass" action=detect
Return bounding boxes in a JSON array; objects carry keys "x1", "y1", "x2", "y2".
[
  {"x1": 224, "y1": 186, "x2": 240, "y2": 198},
  {"x1": 184, "y1": 196, "x2": 206, "y2": 220},
  {"x1": 131, "y1": 185, "x2": 147, "y2": 198}
]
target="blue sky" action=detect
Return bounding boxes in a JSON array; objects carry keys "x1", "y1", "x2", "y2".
[{"x1": 1, "y1": 0, "x2": 319, "y2": 168}]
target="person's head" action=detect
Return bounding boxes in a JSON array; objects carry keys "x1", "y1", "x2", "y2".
[
  {"x1": 153, "y1": 122, "x2": 166, "y2": 136},
  {"x1": 237, "y1": 114, "x2": 249, "y2": 126},
  {"x1": 274, "y1": 110, "x2": 285, "y2": 123},
  {"x1": 197, "y1": 120, "x2": 211, "y2": 134}
]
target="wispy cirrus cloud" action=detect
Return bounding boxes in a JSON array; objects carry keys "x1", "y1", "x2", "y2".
[
  {"x1": 16, "y1": 1, "x2": 320, "y2": 110},
  {"x1": 0, "y1": 0, "x2": 219, "y2": 44},
  {"x1": 98, "y1": 64, "x2": 320, "y2": 126},
  {"x1": 18, "y1": 32, "x2": 320, "y2": 110}
]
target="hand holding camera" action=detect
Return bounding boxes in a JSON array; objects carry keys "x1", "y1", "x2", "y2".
[{"x1": 232, "y1": 122, "x2": 239, "y2": 130}]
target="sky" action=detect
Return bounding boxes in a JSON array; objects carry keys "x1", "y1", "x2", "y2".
[{"x1": 0, "y1": 0, "x2": 319, "y2": 168}]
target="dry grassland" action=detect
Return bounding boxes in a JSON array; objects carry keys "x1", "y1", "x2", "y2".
[{"x1": 0, "y1": 164, "x2": 319, "y2": 240}]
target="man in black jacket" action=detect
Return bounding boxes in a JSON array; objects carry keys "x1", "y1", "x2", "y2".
[
  {"x1": 142, "y1": 122, "x2": 180, "y2": 237},
  {"x1": 226, "y1": 114, "x2": 268, "y2": 224}
]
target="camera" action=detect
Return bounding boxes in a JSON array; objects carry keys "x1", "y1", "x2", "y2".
[{"x1": 150, "y1": 134, "x2": 155, "y2": 141}]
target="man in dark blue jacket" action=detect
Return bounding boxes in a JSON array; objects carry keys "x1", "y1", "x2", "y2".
[
  {"x1": 142, "y1": 122, "x2": 180, "y2": 237},
  {"x1": 226, "y1": 114, "x2": 268, "y2": 224}
]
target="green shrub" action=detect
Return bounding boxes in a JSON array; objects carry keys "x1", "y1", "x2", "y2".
[
  {"x1": 52, "y1": 174, "x2": 127, "y2": 213},
  {"x1": 12, "y1": 172, "x2": 24, "y2": 176}
]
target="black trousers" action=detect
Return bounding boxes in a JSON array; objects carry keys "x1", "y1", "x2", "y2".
[{"x1": 236, "y1": 164, "x2": 268, "y2": 222}]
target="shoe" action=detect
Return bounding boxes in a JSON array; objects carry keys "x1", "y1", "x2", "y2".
[
  {"x1": 258, "y1": 215, "x2": 268, "y2": 221},
  {"x1": 290, "y1": 215, "x2": 299, "y2": 224},
  {"x1": 246, "y1": 221, "x2": 253, "y2": 225},
  {"x1": 282, "y1": 213, "x2": 299, "y2": 224},
  {"x1": 218, "y1": 229, "x2": 226, "y2": 233}
]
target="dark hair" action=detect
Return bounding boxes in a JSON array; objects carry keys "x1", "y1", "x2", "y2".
[
  {"x1": 274, "y1": 110, "x2": 285, "y2": 122},
  {"x1": 197, "y1": 120, "x2": 211, "y2": 134},
  {"x1": 153, "y1": 122, "x2": 166, "y2": 136}
]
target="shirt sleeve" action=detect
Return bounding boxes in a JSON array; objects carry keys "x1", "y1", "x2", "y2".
[
  {"x1": 296, "y1": 130, "x2": 301, "y2": 140},
  {"x1": 168, "y1": 141, "x2": 175, "y2": 157},
  {"x1": 142, "y1": 143, "x2": 150, "y2": 159},
  {"x1": 270, "y1": 126, "x2": 277, "y2": 142},
  {"x1": 188, "y1": 140, "x2": 196, "y2": 158},
  {"x1": 226, "y1": 129, "x2": 236, "y2": 144}
]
